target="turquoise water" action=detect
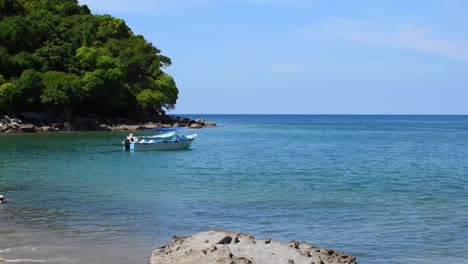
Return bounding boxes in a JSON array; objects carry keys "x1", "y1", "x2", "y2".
[{"x1": 1, "y1": 115, "x2": 468, "y2": 263}]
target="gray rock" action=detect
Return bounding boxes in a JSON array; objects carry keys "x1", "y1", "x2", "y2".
[
  {"x1": 141, "y1": 122, "x2": 162, "y2": 129},
  {"x1": 2, "y1": 115, "x2": 21, "y2": 124},
  {"x1": 51, "y1": 123, "x2": 63, "y2": 130},
  {"x1": 204, "y1": 121, "x2": 217, "y2": 126},
  {"x1": 149, "y1": 230, "x2": 357, "y2": 264},
  {"x1": 189, "y1": 123, "x2": 203, "y2": 129},
  {"x1": 8, "y1": 122, "x2": 20, "y2": 129},
  {"x1": 111, "y1": 125, "x2": 141, "y2": 131},
  {"x1": 0, "y1": 114, "x2": 217, "y2": 132},
  {"x1": 128, "y1": 125, "x2": 142, "y2": 131},
  {"x1": 63, "y1": 122, "x2": 72, "y2": 131},
  {"x1": 98, "y1": 124, "x2": 112, "y2": 131},
  {"x1": 18, "y1": 124, "x2": 37, "y2": 133},
  {"x1": 40, "y1": 126, "x2": 52, "y2": 132}
]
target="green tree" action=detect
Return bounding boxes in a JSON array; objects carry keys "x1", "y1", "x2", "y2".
[
  {"x1": 0, "y1": 0, "x2": 179, "y2": 118},
  {"x1": 137, "y1": 89, "x2": 164, "y2": 112},
  {"x1": 0, "y1": 16, "x2": 28, "y2": 54},
  {"x1": 0, "y1": 0, "x2": 24, "y2": 18},
  {"x1": 153, "y1": 72, "x2": 178, "y2": 109},
  {"x1": 16, "y1": 69, "x2": 42, "y2": 110},
  {"x1": 41, "y1": 71, "x2": 81, "y2": 112},
  {"x1": 0, "y1": 82, "x2": 21, "y2": 114},
  {"x1": 76, "y1": 46, "x2": 99, "y2": 71}
]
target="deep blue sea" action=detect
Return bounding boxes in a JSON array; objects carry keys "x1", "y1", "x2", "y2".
[{"x1": 1, "y1": 115, "x2": 467, "y2": 264}]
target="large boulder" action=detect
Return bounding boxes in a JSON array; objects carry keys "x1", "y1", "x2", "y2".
[
  {"x1": 149, "y1": 230, "x2": 357, "y2": 264},
  {"x1": 204, "y1": 121, "x2": 217, "y2": 127},
  {"x1": 39, "y1": 126, "x2": 52, "y2": 132},
  {"x1": 112, "y1": 125, "x2": 141, "y2": 131},
  {"x1": 141, "y1": 122, "x2": 163, "y2": 129},
  {"x1": 18, "y1": 124, "x2": 37, "y2": 133},
  {"x1": 97, "y1": 124, "x2": 112, "y2": 131},
  {"x1": 193, "y1": 118, "x2": 216, "y2": 127},
  {"x1": 189, "y1": 123, "x2": 203, "y2": 129}
]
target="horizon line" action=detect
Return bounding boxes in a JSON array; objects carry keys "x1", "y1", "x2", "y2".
[{"x1": 169, "y1": 113, "x2": 468, "y2": 116}]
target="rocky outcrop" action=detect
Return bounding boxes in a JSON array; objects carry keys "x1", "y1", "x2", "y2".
[
  {"x1": 1, "y1": 115, "x2": 27, "y2": 133},
  {"x1": 163, "y1": 116, "x2": 217, "y2": 128},
  {"x1": 189, "y1": 123, "x2": 203, "y2": 129},
  {"x1": 18, "y1": 124, "x2": 37, "y2": 132},
  {"x1": 149, "y1": 230, "x2": 357, "y2": 264},
  {"x1": 0, "y1": 114, "x2": 216, "y2": 133}
]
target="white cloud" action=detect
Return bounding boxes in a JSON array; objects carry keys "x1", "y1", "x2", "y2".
[
  {"x1": 394, "y1": 24, "x2": 468, "y2": 59},
  {"x1": 300, "y1": 18, "x2": 468, "y2": 60},
  {"x1": 266, "y1": 61, "x2": 468, "y2": 76},
  {"x1": 335, "y1": 62, "x2": 468, "y2": 75}
]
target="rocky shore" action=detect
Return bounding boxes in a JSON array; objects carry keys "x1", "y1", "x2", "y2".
[
  {"x1": 0, "y1": 113, "x2": 215, "y2": 133},
  {"x1": 150, "y1": 230, "x2": 357, "y2": 264}
]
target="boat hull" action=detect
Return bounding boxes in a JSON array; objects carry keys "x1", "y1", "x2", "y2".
[
  {"x1": 122, "y1": 133, "x2": 197, "y2": 152},
  {"x1": 124, "y1": 139, "x2": 195, "y2": 151}
]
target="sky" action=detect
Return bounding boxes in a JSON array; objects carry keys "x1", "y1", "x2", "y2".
[{"x1": 78, "y1": 0, "x2": 468, "y2": 114}]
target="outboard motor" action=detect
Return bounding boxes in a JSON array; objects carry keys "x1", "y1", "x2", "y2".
[{"x1": 124, "y1": 139, "x2": 131, "y2": 151}]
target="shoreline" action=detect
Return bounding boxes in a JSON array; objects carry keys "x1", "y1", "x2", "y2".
[
  {"x1": 0, "y1": 114, "x2": 216, "y2": 133},
  {"x1": 0, "y1": 227, "x2": 357, "y2": 264}
]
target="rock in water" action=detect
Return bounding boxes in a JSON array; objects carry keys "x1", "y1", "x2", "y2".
[{"x1": 149, "y1": 230, "x2": 357, "y2": 264}]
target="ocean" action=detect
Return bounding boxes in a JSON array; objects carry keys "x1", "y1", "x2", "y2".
[{"x1": 0, "y1": 115, "x2": 467, "y2": 263}]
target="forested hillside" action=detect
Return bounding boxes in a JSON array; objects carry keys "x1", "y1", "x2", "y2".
[{"x1": 0, "y1": 0, "x2": 178, "y2": 119}]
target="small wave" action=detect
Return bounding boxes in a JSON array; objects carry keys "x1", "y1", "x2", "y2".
[
  {"x1": 0, "y1": 257, "x2": 75, "y2": 263},
  {"x1": 0, "y1": 259, "x2": 45, "y2": 263}
]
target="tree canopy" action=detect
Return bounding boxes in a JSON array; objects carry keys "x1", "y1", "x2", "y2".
[{"x1": 0, "y1": 0, "x2": 178, "y2": 118}]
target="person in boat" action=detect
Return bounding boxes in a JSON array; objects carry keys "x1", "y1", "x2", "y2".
[{"x1": 127, "y1": 133, "x2": 138, "y2": 142}]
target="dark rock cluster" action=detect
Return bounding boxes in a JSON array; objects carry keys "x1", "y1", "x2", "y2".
[{"x1": 0, "y1": 113, "x2": 215, "y2": 133}]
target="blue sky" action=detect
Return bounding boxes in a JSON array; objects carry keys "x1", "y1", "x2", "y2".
[{"x1": 79, "y1": 0, "x2": 468, "y2": 114}]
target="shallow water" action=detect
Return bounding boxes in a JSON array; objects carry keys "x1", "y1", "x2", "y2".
[{"x1": 1, "y1": 115, "x2": 468, "y2": 263}]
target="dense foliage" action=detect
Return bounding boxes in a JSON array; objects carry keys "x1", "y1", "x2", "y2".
[{"x1": 0, "y1": 0, "x2": 178, "y2": 118}]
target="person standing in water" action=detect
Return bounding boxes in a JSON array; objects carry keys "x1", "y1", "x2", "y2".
[{"x1": 127, "y1": 133, "x2": 138, "y2": 142}]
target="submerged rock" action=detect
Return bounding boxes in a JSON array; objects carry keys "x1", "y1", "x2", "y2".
[{"x1": 149, "y1": 230, "x2": 357, "y2": 264}]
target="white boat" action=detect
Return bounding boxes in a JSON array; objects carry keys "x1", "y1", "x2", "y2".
[
  {"x1": 139, "y1": 131, "x2": 176, "y2": 140},
  {"x1": 122, "y1": 128, "x2": 197, "y2": 151}
]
